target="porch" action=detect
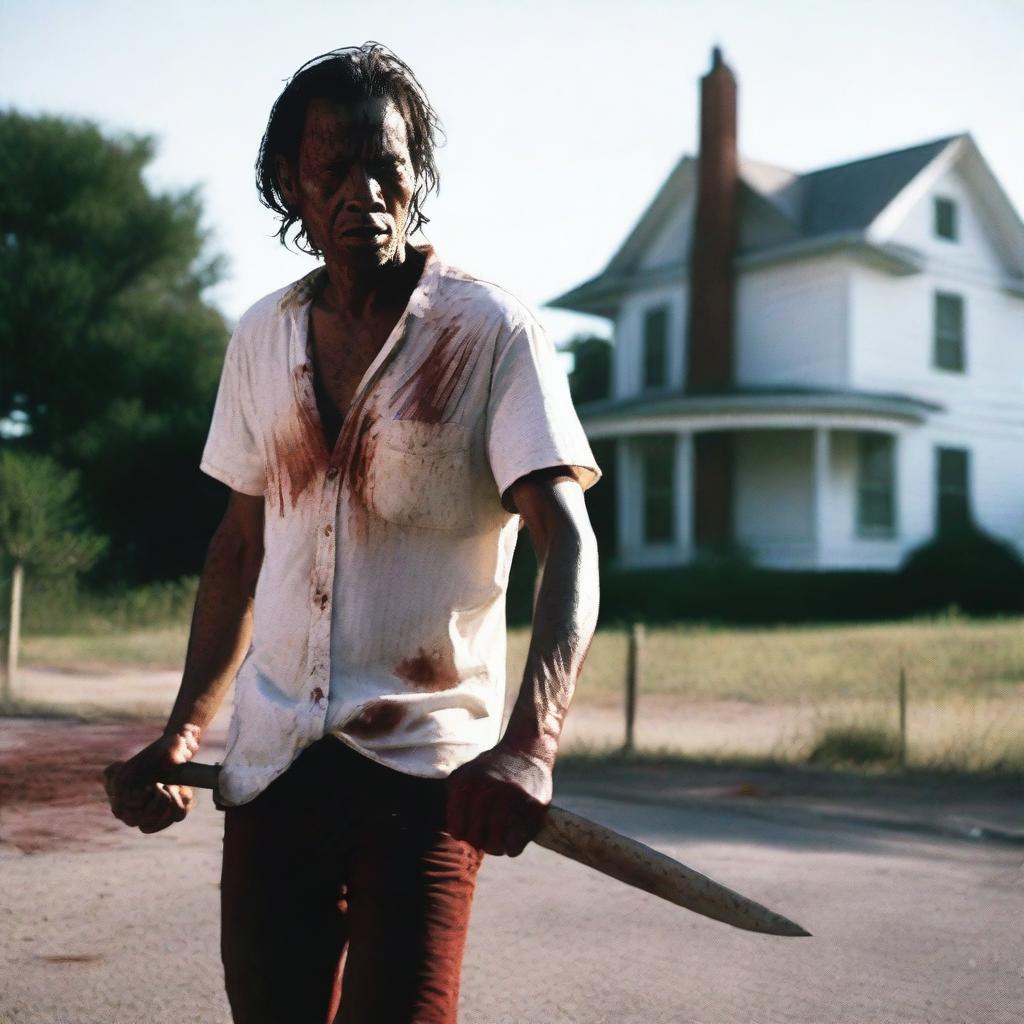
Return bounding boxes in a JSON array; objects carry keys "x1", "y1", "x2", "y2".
[{"x1": 578, "y1": 389, "x2": 941, "y2": 570}]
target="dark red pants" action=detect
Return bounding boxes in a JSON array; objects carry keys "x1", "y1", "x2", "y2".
[{"x1": 220, "y1": 736, "x2": 484, "y2": 1024}]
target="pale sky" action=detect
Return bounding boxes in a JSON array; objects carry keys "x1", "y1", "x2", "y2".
[{"x1": 2, "y1": 0, "x2": 1022, "y2": 346}]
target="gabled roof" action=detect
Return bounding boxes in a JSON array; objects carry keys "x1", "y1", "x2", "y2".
[
  {"x1": 603, "y1": 155, "x2": 695, "y2": 277},
  {"x1": 549, "y1": 132, "x2": 1024, "y2": 316},
  {"x1": 770, "y1": 135, "x2": 960, "y2": 237}
]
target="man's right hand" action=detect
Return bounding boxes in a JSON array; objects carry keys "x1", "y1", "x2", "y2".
[{"x1": 103, "y1": 725, "x2": 201, "y2": 834}]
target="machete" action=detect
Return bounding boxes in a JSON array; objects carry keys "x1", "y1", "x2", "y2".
[{"x1": 161, "y1": 761, "x2": 810, "y2": 938}]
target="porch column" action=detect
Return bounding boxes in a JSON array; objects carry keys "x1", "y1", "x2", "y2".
[
  {"x1": 675, "y1": 431, "x2": 694, "y2": 558},
  {"x1": 812, "y1": 427, "x2": 831, "y2": 567}
]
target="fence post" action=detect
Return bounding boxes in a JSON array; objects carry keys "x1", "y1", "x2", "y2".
[
  {"x1": 897, "y1": 664, "x2": 907, "y2": 769},
  {"x1": 625, "y1": 622, "x2": 643, "y2": 752}
]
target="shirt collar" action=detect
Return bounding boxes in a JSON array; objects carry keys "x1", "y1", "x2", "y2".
[{"x1": 283, "y1": 244, "x2": 445, "y2": 383}]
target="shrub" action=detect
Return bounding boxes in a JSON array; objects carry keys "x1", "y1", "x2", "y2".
[
  {"x1": 899, "y1": 526, "x2": 1024, "y2": 616},
  {"x1": 806, "y1": 724, "x2": 902, "y2": 767}
]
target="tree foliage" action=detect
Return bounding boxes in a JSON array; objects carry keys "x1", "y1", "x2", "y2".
[
  {"x1": 0, "y1": 449, "x2": 105, "y2": 576},
  {"x1": 564, "y1": 334, "x2": 612, "y2": 405},
  {"x1": 0, "y1": 111, "x2": 231, "y2": 582}
]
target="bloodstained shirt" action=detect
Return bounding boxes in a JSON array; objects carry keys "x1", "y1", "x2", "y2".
[{"x1": 200, "y1": 245, "x2": 601, "y2": 806}]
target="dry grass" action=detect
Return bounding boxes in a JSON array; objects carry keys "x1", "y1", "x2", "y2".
[
  {"x1": 509, "y1": 615, "x2": 1024, "y2": 706},
  {"x1": 15, "y1": 612, "x2": 1024, "y2": 773},
  {"x1": 794, "y1": 695, "x2": 1024, "y2": 772},
  {"x1": 507, "y1": 615, "x2": 1024, "y2": 772}
]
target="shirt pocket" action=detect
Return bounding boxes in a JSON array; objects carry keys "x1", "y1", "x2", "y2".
[{"x1": 368, "y1": 420, "x2": 475, "y2": 532}]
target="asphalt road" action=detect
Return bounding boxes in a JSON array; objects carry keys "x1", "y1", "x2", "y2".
[{"x1": 1, "y1": 724, "x2": 1021, "y2": 1024}]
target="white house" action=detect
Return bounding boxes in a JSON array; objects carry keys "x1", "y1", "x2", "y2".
[{"x1": 549, "y1": 47, "x2": 1024, "y2": 571}]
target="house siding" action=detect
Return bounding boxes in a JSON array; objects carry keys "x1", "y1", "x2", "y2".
[
  {"x1": 851, "y1": 163, "x2": 1024, "y2": 559},
  {"x1": 613, "y1": 284, "x2": 687, "y2": 398},
  {"x1": 639, "y1": 198, "x2": 694, "y2": 270},
  {"x1": 734, "y1": 431, "x2": 815, "y2": 567},
  {"x1": 888, "y1": 162, "x2": 1006, "y2": 278},
  {"x1": 735, "y1": 256, "x2": 852, "y2": 389}
]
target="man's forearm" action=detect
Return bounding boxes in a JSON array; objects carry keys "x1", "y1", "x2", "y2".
[
  {"x1": 164, "y1": 521, "x2": 262, "y2": 738},
  {"x1": 445, "y1": 476, "x2": 598, "y2": 855},
  {"x1": 501, "y1": 513, "x2": 600, "y2": 765}
]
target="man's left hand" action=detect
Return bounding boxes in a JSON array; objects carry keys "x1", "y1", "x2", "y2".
[{"x1": 445, "y1": 746, "x2": 552, "y2": 857}]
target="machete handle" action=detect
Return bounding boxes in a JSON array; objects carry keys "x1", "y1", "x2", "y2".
[{"x1": 161, "y1": 761, "x2": 222, "y2": 790}]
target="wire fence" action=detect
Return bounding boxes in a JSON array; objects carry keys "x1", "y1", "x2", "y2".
[{"x1": 506, "y1": 615, "x2": 1024, "y2": 772}]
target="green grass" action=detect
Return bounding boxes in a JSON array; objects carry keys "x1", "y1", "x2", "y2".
[
  {"x1": 21, "y1": 626, "x2": 187, "y2": 671},
  {"x1": 17, "y1": 576, "x2": 199, "y2": 638}
]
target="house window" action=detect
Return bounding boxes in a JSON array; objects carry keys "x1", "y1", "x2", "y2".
[
  {"x1": 638, "y1": 434, "x2": 675, "y2": 544},
  {"x1": 856, "y1": 433, "x2": 895, "y2": 535},
  {"x1": 642, "y1": 306, "x2": 669, "y2": 391},
  {"x1": 933, "y1": 292, "x2": 965, "y2": 372},
  {"x1": 936, "y1": 447, "x2": 970, "y2": 534},
  {"x1": 934, "y1": 196, "x2": 957, "y2": 241}
]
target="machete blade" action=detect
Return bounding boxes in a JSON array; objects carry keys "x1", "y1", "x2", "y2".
[{"x1": 536, "y1": 805, "x2": 810, "y2": 937}]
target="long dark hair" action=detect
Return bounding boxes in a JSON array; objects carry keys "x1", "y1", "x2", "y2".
[{"x1": 256, "y1": 42, "x2": 444, "y2": 256}]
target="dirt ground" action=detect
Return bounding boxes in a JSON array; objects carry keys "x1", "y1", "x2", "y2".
[
  {"x1": 10, "y1": 664, "x2": 821, "y2": 759},
  {"x1": 0, "y1": 718, "x2": 167, "y2": 855},
  {"x1": 2, "y1": 669, "x2": 1022, "y2": 1023}
]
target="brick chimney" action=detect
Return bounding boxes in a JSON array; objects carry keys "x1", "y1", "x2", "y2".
[
  {"x1": 687, "y1": 46, "x2": 739, "y2": 551},
  {"x1": 685, "y1": 45, "x2": 738, "y2": 392}
]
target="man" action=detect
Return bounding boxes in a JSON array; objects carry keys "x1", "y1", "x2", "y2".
[{"x1": 104, "y1": 42, "x2": 600, "y2": 1024}]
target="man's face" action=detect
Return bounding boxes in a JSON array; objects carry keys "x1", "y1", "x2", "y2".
[{"x1": 281, "y1": 95, "x2": 416, "y2": 270}]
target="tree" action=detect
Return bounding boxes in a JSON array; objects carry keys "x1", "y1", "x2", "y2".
[
  {"x1": 0, "y1": 110, "x2": 230, "y2": 583},
  {"x1": 0, "y1": 450, "x2": 106, "y2": 699},
  {"x1": 563, "y1": 334, "x2": 612, "y2": 405},
  {"x1": 559, "y1": 335, "x2": 616, "y2": 559}
]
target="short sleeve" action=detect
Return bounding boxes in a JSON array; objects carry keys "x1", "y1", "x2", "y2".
[
  {"x1": 486, "y1": 317, "x2": 601, "y2": 510},
  {"x1": 200, "y1": 327, "x2": 267, "y2": 496}
]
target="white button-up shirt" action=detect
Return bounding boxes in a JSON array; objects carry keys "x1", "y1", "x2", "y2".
[{"x1": 200, "y1": 246, "x2": 600, "y2": 806}]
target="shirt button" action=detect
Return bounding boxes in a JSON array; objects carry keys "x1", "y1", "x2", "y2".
[
  {"x1": 324, "y1": 524, "x2": 333, "y2": 536},
  {"x1": 326, "y1": 465, "x2": 339, "y2": 480},
  {"x1": 318, "y1": 593, "x2": 329, "y2": 610}
]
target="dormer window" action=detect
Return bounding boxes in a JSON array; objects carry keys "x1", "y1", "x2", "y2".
[
  {"x1": 934, "y1": 196, "x2": 957, "y2": 241},
  {"x1": 933, "y1": 291, "x2": 965, "y2": 372},
  {"x1": 642, "y1": 306, "x2": 670, "y2": 391}
]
